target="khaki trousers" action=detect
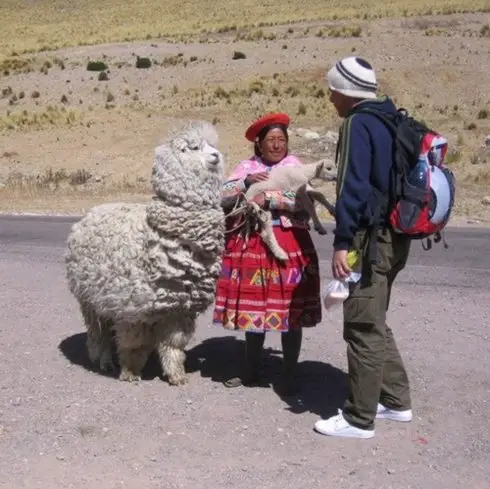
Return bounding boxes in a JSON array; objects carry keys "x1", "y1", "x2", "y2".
[{"x1": 342, "y1": 227, "x2": 412, "y2": 430}]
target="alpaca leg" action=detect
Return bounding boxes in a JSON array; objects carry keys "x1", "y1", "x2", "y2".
[
  {"x1": 307, "y1": 189, "x2": 336, "y2": 217},
  {"x1": 156, "y1": 320, "x2": 195, "y2": 386},
  {"x1": 81, "y1": 303, "x2": 102, "y2": 364},
  {"x1": 251, "y1": 203, "x2": 288, "y2": 261},
  {"x1": 86, "y1": 324, "x2": 101, "y2": 365},
  {"x1": 98, "y1": 317, "x2": 116, "y2": 373},
  {"x1": 114, "y1": 323, "x2": 151, "y2": 382},
  {"x1": 259, "y1": 221, "x2": 288, "y2": 260},
  {"x1": 81, "y1": 303, "x2": 115, "y2": 372},
  {"x1": 117, "y1": 346, "x2": 151, "y2": 383},
  {"x1": 298, "y1": 187, "x2": 327, "y2": 235},
  {"x1": 158, "y1": 346, "x2": 188, "y2": 385},
  {"x1": 84, "y1": 317, "x2": 115, "y2": 373}
]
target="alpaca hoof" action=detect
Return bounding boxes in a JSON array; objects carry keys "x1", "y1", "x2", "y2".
[
  {"x1": 100, "y1": 358, "x2": 116, "y2": 373},
  {"x1": 119, "y1": 369, "x2": 141, "y2": 383},
  {"x1": 87, "y1": 347, "x2": 100, "y2": 365},
  {"x1": 315, "y1": 225, "x2": 328, "y2": 235},
  {"x1": 168, "y1": 374, "x2": 188, "y2": 386}
]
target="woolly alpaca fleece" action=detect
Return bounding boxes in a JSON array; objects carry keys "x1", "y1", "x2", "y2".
[
  {"x1": 64, "y1": 120, "x2": 226, "y2": 385},
  {"x1": 244, "y1": 159, "x2": 336, "y2": 261}
]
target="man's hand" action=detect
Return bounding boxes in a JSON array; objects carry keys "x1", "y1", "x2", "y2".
[
  {"x1": 332, "y1": 250, "x2": 352, "y2": 280},
  {"x1": 245, "y1": 172, "x2": 269, "y2": 186}
]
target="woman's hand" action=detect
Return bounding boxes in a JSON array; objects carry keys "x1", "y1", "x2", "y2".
[{"x1": 245, "y1": 172, "x2": 269, "y2": 187}]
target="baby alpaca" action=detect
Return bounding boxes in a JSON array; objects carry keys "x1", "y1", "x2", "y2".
[{"x1": 244, "y1": 159, "x2": 336, "y2": 261}]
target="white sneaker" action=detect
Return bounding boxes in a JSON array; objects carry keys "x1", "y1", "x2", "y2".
[
  {"x1": 314, "y1": 410, "x2": 375, "y2": 439},
  {"x1": 376, "y1": 403, "x2": 412, "y2": 422}
]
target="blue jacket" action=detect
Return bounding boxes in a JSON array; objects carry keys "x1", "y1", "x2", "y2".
[{"x1": 333, "y1": 96, "x2": 397, "y2": 251}]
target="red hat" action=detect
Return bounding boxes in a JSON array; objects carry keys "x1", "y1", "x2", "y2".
[{"x1": 245, "y1": 112, "x2": 290, "y2": 142}]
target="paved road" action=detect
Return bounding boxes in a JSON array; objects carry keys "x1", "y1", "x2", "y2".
[
  {"x1": 0, "y1": 215, "x2": 489, "y2": 489},
  {"x1": 2, "y1": 213, "x2": 489, "y2": 283}
]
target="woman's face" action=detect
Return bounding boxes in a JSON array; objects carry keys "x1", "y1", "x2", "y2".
[{"x1": 258, "y1": 127, "x2": 288, "y2": 163}]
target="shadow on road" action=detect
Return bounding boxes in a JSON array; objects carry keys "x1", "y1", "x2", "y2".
[
  {"x1": 185, "y1": 336, "x2": 348, "y2": 418},
  {"x1": 58, "y1": 332, "x2": 113, "y2": 377},
  {"x1": 58, "y1": 332, "x2": 164, "y2": 380},
  {"x1": 58, "y1": 333, "x2": 347, "y2": 417}
]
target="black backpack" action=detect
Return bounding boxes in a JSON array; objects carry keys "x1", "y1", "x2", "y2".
[{"x1": 343, "y1": 106, "x2": 456, "y2": 264}]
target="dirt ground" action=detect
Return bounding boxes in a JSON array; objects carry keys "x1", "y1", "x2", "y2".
[
  {"x1": 1, "y1": 12, "x2": 490, "y2": 221},
  {"x1": 1, "y1": 9, "x2": 490, "y2": 488},
  {"x1": 1, "y1": 221, "x2": 489, "y2": 489}
]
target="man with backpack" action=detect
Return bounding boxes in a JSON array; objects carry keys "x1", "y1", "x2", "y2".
[
  {"x1": 314, "y1": 57, "x2": 454, "y2": 439},
  {"x1": 313, "y1": 56, "x2": 415, "y2": 439}
]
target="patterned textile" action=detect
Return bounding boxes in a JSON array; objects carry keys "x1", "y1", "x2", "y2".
[{"x1": 212, "y1": 224, "x2": 322, "y2": 333}]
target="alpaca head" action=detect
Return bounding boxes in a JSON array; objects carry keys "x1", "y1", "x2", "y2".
[
  {"x1": 152, "y1": 120, "x2": 225, "y2": 209},
  {"x1": 314, "y1": 158, "x2": 337, "y2": 182}
]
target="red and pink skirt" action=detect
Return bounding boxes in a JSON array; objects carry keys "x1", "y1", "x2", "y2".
[{"x1": 212, "y1": 221, "x2": 322, "y2": 333}]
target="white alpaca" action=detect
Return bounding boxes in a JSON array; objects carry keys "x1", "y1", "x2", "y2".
[
  {"x1": 64, "y1": 120, "x2": 226, "y2": 385},
  {"x1": 243, "y1": 159, "x2": 336, "y2": 261}
]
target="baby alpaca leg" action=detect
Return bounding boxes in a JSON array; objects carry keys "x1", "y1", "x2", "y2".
[
  {"x1": 297, "y1": 186, "x2": 327, "y2": 235},
  {"x1": 307, "y1": 189, "x2": 336, "y2": 217},
  {"x1": 156, "y1": 320, "x2": 195, "y2": 386},
  {"x1": 251, "y1": 202, "x2": 288, "y2": 261}
]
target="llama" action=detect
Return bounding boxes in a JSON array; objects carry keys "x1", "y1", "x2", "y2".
[{"x1": 64, "y1": 120, "x2": 226, "y2": 385}]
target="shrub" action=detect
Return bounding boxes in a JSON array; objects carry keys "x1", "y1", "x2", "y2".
[
  {"x1": 136, "y1": 56, "x2": 152, "y2": 69},
  {"x1": 87, "y1": 61, "x2": 108, "y2": 71},
  {"x1": 232, "y1": 51, "x2": 246, "y2": 60},
  {"x1": 477, "y1": 109, "x2": 488, "y2": 119}
]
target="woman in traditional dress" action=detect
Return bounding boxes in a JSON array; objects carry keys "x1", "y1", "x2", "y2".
[{"x1": 212, "y1": 112, "x2": 322, "y2": 396}]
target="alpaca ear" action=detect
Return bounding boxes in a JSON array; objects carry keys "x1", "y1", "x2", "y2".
[{"x1": 173, "y1": 137, "x2": 187, "y2": 153}]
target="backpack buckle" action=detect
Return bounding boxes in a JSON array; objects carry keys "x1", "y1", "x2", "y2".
[{"x1": 421, "y1": 237, "x2": 432, "y2": 251}]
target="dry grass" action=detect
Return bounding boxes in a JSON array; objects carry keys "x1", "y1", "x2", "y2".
[
  {"x1": 156, "y1": 71, "x2": 336, "y2": 122},
  {"x1": 0, "y1": 106, "x2": 83, "y2": 132},
  {"x1": 0, "y1": 164, "x2": 152, "y2": 214},
  {"x1": 1, "y1": 0, "x2": 489, "y2": 58},
  {"x1": 0, "y1": 3, "x2": 489, "y2": 218}
]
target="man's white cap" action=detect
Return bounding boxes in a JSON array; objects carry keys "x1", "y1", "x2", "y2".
[{"x1": 326, "y1": 56, "x2": 377, "y2": 99}]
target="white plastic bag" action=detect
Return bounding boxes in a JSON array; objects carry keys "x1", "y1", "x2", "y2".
[{"x1": 322, "y1": 272, "x2": 361, "y2": 310}]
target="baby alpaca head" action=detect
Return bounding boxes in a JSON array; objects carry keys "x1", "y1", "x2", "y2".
[
  {"x1": 315, "y1": 158, "x2": 337, "y2": 182},
  {"x1": 152, "y1": 120, "x2": 225, "y2": 209}
]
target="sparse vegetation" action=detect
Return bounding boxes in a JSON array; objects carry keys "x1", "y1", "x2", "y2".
[
  {"x1": 232, "y1": 51, "x2": 247, "y2": 60},
  {"x1": 317, "y1": 25, "x2": 362, "y2": 37},
  {"x1": 1, "y1": 0, "x2": 488, "y2": 57},
  {"x1": 477, "y1": 109, "x2": 488, "y2": 119},
  {"x1": 234, "y1": 29, "x2": 278, "y2": 41},
  {"x1": 0, "y1": 106, "x2": 81, "y2": 132},
  {"x1": 86, "y1": 61, "x2": 108, "y2": 72},
  {"x1": 0, "y1": 57, "x2": 33, "y2": 75},
  {"x1": 0, "y1": 2, "x2": 489, "y2": 218},
  {"x1": 480, "y1": 24, "x2": 490, "y2": 36},
  {"x1": 135, "y1": 56, "x2": 152, "y2": 68}
]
